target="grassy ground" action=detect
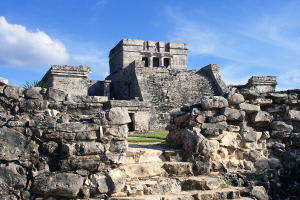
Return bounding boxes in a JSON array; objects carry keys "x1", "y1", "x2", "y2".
[{"x1": 127, "y1": 130, "x2": 168, "y2": 143}]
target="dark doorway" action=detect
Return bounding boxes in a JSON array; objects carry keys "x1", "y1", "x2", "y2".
[
  {"x1": 128, "y1": 113, "x2": 135, "y2": 132},
  {"x1": 164, "y1": 58, "x2": 170, "y2": 67},
  {"x1": 142, "y1": 57, "x2": 149, "y2": 67},
  {"x1": 153, "y1": 57, "x2": 159, "y2": 67}
]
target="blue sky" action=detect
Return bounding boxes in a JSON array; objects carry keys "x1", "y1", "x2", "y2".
[{"x1": 0, "y1": 0, "x2": 299, "y2": 89}]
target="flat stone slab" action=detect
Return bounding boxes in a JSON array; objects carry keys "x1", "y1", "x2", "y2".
[{"x1": 0, "y1": 77, "x2": 8, "y2": 85}]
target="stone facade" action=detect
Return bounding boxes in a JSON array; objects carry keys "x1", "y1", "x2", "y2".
[
  {"x1": 107, "y1": 61, "x2": 228, "y2": 129},
  {"x1": 0, "y1": 82, "x2": 130, "y2": 199},
  {"x1": 42, "y1": 65, "x2": 111, "y2": 97},
  {"x1": 109, "y1": 39, "x2": 188, "y2": 74}
]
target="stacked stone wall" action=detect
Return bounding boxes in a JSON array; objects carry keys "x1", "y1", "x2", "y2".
[
  {"x1": 167, "y1": 89, "x2": 300, "y2": 199},
  {"x1": 0, "y1": 82, "x2": 130, "y2": 199}
]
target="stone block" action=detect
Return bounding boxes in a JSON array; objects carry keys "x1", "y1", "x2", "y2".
[
  {"x1": 222, "y1": 107, "x2": 245, "y2": 121},
  {"x1": 3, "y1": 85, "x2": 23, "y2": 100},
  {"x1": 242, "y1": 131, "x2": 262, "y2": 142},
  {"x1": 219, "y1": 131, "x2": 240, "y2": 149},
  {"x1": 225, "y1": 92, "x2": 245, "y2": 104},
  {"x1": 47, "y1": 88, "x2": 66, "y2": 102},
  {"x1": 24, "y1": 87, "x2": 43, "y2": 99},
  {"x1": 251, "y1": 111, "x2": 272, "y2": 125},
  {"x1": 0, "y1": 163, "x2": 26, "y2": 195},
  {"x1": 0, "y1": 127, "x2": 39, "y2": 167},
  {"x1": 208, "y1": 115, "x2": 226, "y2": 123},
  {"x1": 239, "y1": 89, "x2": 260, "y2": 99},
  {"x1": 267, "y1": 93, "x2": 288, "y2": 100},
  {"x1": 182, "y1": 176, "x2": 222, "y2": 190},
  {"x1": 251, "y1": 98, "x2": 273, "y2": 106},
  {"x1": 249, "y1": 186, "x2": 269, "y2": 200},
  {"x1": 0, "y1": 77, "x2": 8, "y2": 85},
  {"x1": 287, "y1": 110, "x2": 300, "y2": 121},
  {"x1": 32, "y1": 173, "x2": 84, "y2": 198},
  {"x1": 238, "y1": 103, "x2": 260, "y2": 113},
  {"x1": 90, "y1": 172, "x2": 110, "y2": 195},
  {"x1": 19, "y1": 99, "x2": 48, "y2": 112},
  {"x1": 201, "y1": 96, "x2": 228, "y2": 110},
  {"x1": 103, "y1": 107, "x2": 131, "y2": 125},
  {"x1": 271, "y1": 121, "x2": 293, "y2": 132},
  {"x1": 103, "y1": 124, "x2": 128, "y2": 139}
]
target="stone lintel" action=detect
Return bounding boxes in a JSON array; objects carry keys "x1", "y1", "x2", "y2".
[{"x1": 248, "y1": 76, "x2": 277, "y2": 86}]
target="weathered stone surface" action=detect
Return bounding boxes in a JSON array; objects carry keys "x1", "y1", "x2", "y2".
[
  {"x1": 19, "y1": 99, "x2": 48, "y2": 112},
  {"x1": 90, "y1": 172, "x2": 110, "y2": 195},
  {"x1": 225, "y1": 92, "x2": 245, "y2": 105},
  {"x1": 251, "y1": 98, "x2": 273, "y2": 105},
  {"x1": 201, "y1": 96, "x2": 228, "y2": 110},
  {"x1": 32, "y1": 173, "x2": 84, "y2": 198},
  {"x1": 104, "y1": 124, "x2": 128, "y2": 139},
  {"x1": 0, "y1": 127, "x2": 39, "y2": 167},
  {"x1": 267, "y1": 93, "x2": 288, "y2": 100},
  {"x1": 47, "y1": 88, "x2": 66, "y2": 102},
  {"x1": 182, "y1": 176, "x2": 221, "y2": 190},
  {"x1": 239, "y1": 89, "x2": 259, "y2": 99},
  {"x1": 59, "y1": 156, "x2": 104, "y2": 172},
  {"x1": 255, "y1": 159, "x2": 269, "y2": 171},
  {"x1": 201, "y1": 122, "x2": 227, "y2": 136},
  {"x1": 24, "y1": 87, "x2": 43, "y2": 99},
  {"x1": 287, "y1": 110, "x2": 300, "y2": 121},
  {"x1": 222, "y1": 107, "x2": 245, "y2": 121},
  {"x1": 271, "y1": 121, "x2": 293, "y2": 132},
  {"x1": 3, "y1": 85, "x2": 23, "y2": 100},
  {"x1": 249, "y1": 186, "x2": 269, "y2": 200},
  {"x1": 107, "y1": 169, "x2": 126, "y2": 193},
  {"x1": 219, "y1": 131, "x2": 240, "y2": 149},
  {"x1": 103, "y1": 107, "x2": 131, "y2": 125},
  {"x1": 238, "y1": 103, "x2": 260, "y2": 113},
  {"x1": 0, "y1": 77, "x2": 8, "y2": 85},
  {"x1": 163, "y1": 162, "x2": 193, "y2": 176},
  {"x1": 208, "y1": 115, "x2": 226, "y2": 123},
  {"x1": 242, "y1": 131, "x2": 262, "y2": 142},
  {"x1": 121, "y1": 163, "x2": 166, "y2": 179},
  {"x1": 251, "y1": 111, "x2": 272, "y2": 125},
  {"x1": 0, "y1": 163, "x2": 26, "y2": 195}
]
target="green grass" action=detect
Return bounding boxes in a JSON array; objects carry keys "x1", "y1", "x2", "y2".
[{"x1": 127, "y1": 130, "x2": 168, "y2": 143}]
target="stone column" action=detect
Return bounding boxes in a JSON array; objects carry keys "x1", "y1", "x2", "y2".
[{"x1": 104, "y1": 80, "x2": 111, "y2": 99}]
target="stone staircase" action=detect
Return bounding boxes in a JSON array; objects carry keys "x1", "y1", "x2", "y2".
[{"x1": 109, "y1": 144, "x2": 254, "y2": 200}]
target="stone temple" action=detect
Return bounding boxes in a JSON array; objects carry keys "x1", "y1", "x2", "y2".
[{"x1": 41, "y1": 39, "x2": 277, "y2": 131}]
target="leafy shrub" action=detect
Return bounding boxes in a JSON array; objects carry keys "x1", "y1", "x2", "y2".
[{"x1": 23, "y1": 81, "x2": 48, "y2": 90}]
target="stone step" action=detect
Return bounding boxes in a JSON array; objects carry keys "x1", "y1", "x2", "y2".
[
  {"x1": 126, "y1": 144, "x2": 184, "y2": 164},
  {"x1": 122, "y1": 176, "x2": 224, "y2": 197},
  {"x1": 109, "y1": 187, "x2": 244, "y2": 200},
  {"x1": 120, "y1": 162, "x2": 194, "y2": 179},
  {"x1": 182, "y1": 176, "x2": 224, "y2": 191}
]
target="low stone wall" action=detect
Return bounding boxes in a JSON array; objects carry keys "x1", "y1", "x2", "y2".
[
  {"x1": 0, "y1": 83, "x2": 130, "y2": 199},
  {"x1": 166, "y1": 89, "x2": 300, "y2": 199}
]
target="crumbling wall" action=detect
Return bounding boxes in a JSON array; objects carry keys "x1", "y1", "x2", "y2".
[
  {"x1": 0, "y1": 81, "x2": 131, "y2": 199},
  {"x1": 166, "y1": 88, "x2": 300, "y2": 199},
  {"x1": 107, "y1": 62, "x2": 228, "y2": 129}
]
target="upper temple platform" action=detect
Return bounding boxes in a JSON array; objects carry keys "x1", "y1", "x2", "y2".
[{"x1": 109, "y1": 39, "x2": 188, "y2": 74}]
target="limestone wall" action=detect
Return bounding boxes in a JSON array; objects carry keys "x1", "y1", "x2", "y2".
[
  {"x1": 166, "y1": 89, "x2": 300, "y2": 199},
  {"x1": 0, "y1": 82, "x2": 130, "y2": 199},
  {"x1": 107, "y1": 62, "x2": 228, "y2": 129}
]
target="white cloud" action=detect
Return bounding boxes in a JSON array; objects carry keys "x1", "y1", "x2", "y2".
[{"x1": 0, "y1": 16, "x2": 69, "y2": 68}]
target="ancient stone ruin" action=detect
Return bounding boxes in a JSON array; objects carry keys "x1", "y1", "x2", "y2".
[{"x1": 0, "y1": 39, "x2": 299, "y2": 200}]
